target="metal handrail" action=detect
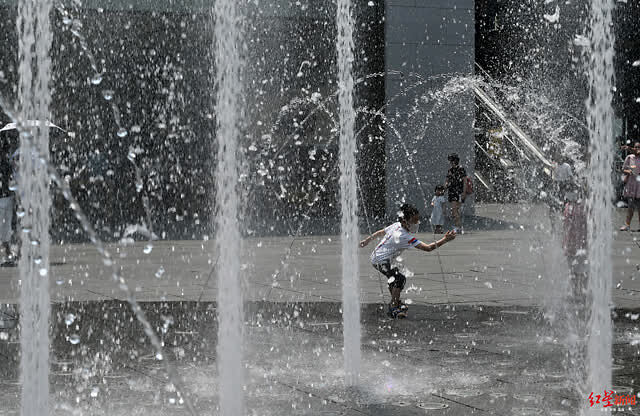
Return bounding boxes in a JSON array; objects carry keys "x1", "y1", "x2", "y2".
[{"x1": 472, "y1": 82, "x2": 554, "y2": 169}]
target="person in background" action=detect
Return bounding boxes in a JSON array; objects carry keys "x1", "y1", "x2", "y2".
[
  {"x1": 620, "y1": 142, "x2": 640, "y2": 231},
  {"x1": 430, "y1": 185, "x2": 446, "y2": 234},
  {"x1": 444, "y1": 153, "x2": 469, "y2": 234},
  {"x1": 552, "y1": 155, "x2": 573, "y2": 205},
  {"x1": 0, "y1": 141, "x2": 15, "y2": 264}
]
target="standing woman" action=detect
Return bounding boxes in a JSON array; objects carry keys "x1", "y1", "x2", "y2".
[{"x1": 620, "y1": 142, "x2": 640, "y2": 231}]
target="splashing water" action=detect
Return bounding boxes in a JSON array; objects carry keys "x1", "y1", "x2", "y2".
[
  {"x1": 584, "y1": 0, "x2": 615, "y2": 412},
  {"x1": 337, "y1": 0, "x2": 361, "y2": 387},
  {"x1": 17, "y1": 0, "x2": 53, "y2": 414},
  {"x1": 2, "y1": 5, "x2": 199, "y2": 414},
  {"x1": 213, "y1": 0, "x2": 245, "y2": 414}
]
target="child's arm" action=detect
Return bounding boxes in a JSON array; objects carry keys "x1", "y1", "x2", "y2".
[
  {"x1": 360, "y1": 229, "x2": 385, "y2": 247},
  {"x1": 415, "y1": 230, "x2": 456, "y2": 252}
]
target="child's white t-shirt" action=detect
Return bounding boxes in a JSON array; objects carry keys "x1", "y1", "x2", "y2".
[
  {"x1": 430, "y1": 195, "x2": 446, "y2": 226},
  {"x1": 370, "y1": 222, "x2": 422, "y2": 265}
]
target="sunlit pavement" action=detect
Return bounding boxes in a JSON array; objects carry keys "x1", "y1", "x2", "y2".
[
  {"x1": 1, "y1": 204, "x2": 640, "y2": 415},
  {"x1": 1, "y1": 203, "x2": 639, "y2": 309}
]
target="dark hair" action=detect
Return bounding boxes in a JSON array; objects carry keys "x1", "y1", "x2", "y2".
[
  {"x1": 435, "y1": 185, "x2": 445, "y2": 193},
  {"x1": 398, "y1": 203, "x2": 419, "y2": 222},
  {"x1": 448, "y1": 153, "x2": 460, "y2": 164}
]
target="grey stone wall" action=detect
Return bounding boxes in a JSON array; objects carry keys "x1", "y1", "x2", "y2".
[{"x1": 385, "y1": 0, "x2": 475, "y2": 223}]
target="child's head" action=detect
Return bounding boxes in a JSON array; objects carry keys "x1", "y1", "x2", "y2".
[
  {"x1": 435, "y1": 185, "x2": 445, "y2": 196},
  {"x1": 448, "y1": 153, "x2": 460, "y2": 166},
  {"x1": 398, "y1": 203, "x2": 420, "y2": 226}
]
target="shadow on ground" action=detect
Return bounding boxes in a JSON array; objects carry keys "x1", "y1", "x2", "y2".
[{"x1": 0, "y1": 301, "x2": 639, "y2": 415}]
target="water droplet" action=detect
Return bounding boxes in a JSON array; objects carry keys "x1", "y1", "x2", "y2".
[
  {"x1": 34, "y1": 256, "x2": 42, "y2": 265},
  {"x1": 445, "y1": 389, "x2": 483, "y2": 398},
  {"x1": 68, "y1": 334, "x2": 81, "y2": 344},
  {"x1": 417, "y1": 402, "x2": 449, "y2": 410},
  {"x1": 90, "y1": 387, "x2": 99, "y2": 398},
  {"x1": 155, "y1": 266, "x2": 165, "y2": 279},
  {"x1": 65, "y1": 313, "x2": 75, "y2": 325},
  {"x1": 16, "y1": 209, "x2": 25, "y2": 218},
  {"x1": 367, "y1": 0, "x2": 375, "y2": 5},
  {"x1": 144, "y1": 244, "x2": 153, "y2": 254},
  {"x1": 117, "y1": 128, "x2": 128, "y2": 138},
  {"x1": 102, "y1": 90, "x2": 114, "y2": 101},
  {"x1": 62, "y1": 16, "x2": 73, "y2": 25},
  {"x1": 155, "y1": 352, "x2": 163, "y2": 360},
  {"x1": 39, "y1": 268, "x2": 48, "y2": 276},
  {"x1": 30, "y1": 239, "x2": 40, "y2": 246}
]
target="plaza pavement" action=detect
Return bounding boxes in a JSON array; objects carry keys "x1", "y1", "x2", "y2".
[
  {"x1": 1, "y1": 203, "x2": 639, "y2": 310},
  {"x1": 1, "y1": 203, "x2": 640, "y2": 415}
]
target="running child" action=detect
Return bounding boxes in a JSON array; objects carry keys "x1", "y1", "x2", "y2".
[
  {"x1": 430, "y1": 185, "x2": 447, "y2": 234},
  {"x1": 359, "y1": 203, "x2": 456, "y2": 318}
]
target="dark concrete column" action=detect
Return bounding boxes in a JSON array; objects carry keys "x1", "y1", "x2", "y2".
[{"x1": 385, "y1": 0, "x2": 475, "y2": 219}]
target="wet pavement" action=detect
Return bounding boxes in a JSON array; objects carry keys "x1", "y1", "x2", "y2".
[
  {"x1": 1, "y1": 203, "x2": 640, "y2": 415},
  {"x1": 1, "y1": 302, "x2": 639, "y2": 415}
]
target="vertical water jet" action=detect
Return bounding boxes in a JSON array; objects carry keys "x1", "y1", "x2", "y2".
[
  {"x1": 213, "y1": 0, "x2": 244, "y2": 414},
  {"x1": 337, "y1": 0, "x2": 361, "y2": 386},
  {"x1": 17, "y1": 0, "x2": 53, "y2": 415},
  {"x1": 585, "y1": 0, "x2": 615, "y2": 411}
]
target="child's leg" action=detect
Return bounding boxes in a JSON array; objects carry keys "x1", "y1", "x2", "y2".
[
  {"x1": 388, "y1": 267, "x2": 406, "y2": 308},
  {"x1": 390, "y1": 287, "x2": 402, "y2": 307},
  {"x1": 377, "y1": 262, "x2": 407, "y2": 309}
]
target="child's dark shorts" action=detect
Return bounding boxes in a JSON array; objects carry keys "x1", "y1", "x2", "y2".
[{"x1": 373, "y1": 261, "x2": 406, "y2": 290}]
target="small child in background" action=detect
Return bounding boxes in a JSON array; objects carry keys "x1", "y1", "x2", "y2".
[{"x1": 430, "y1": 185, "x2": 446, "y2": 234}]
